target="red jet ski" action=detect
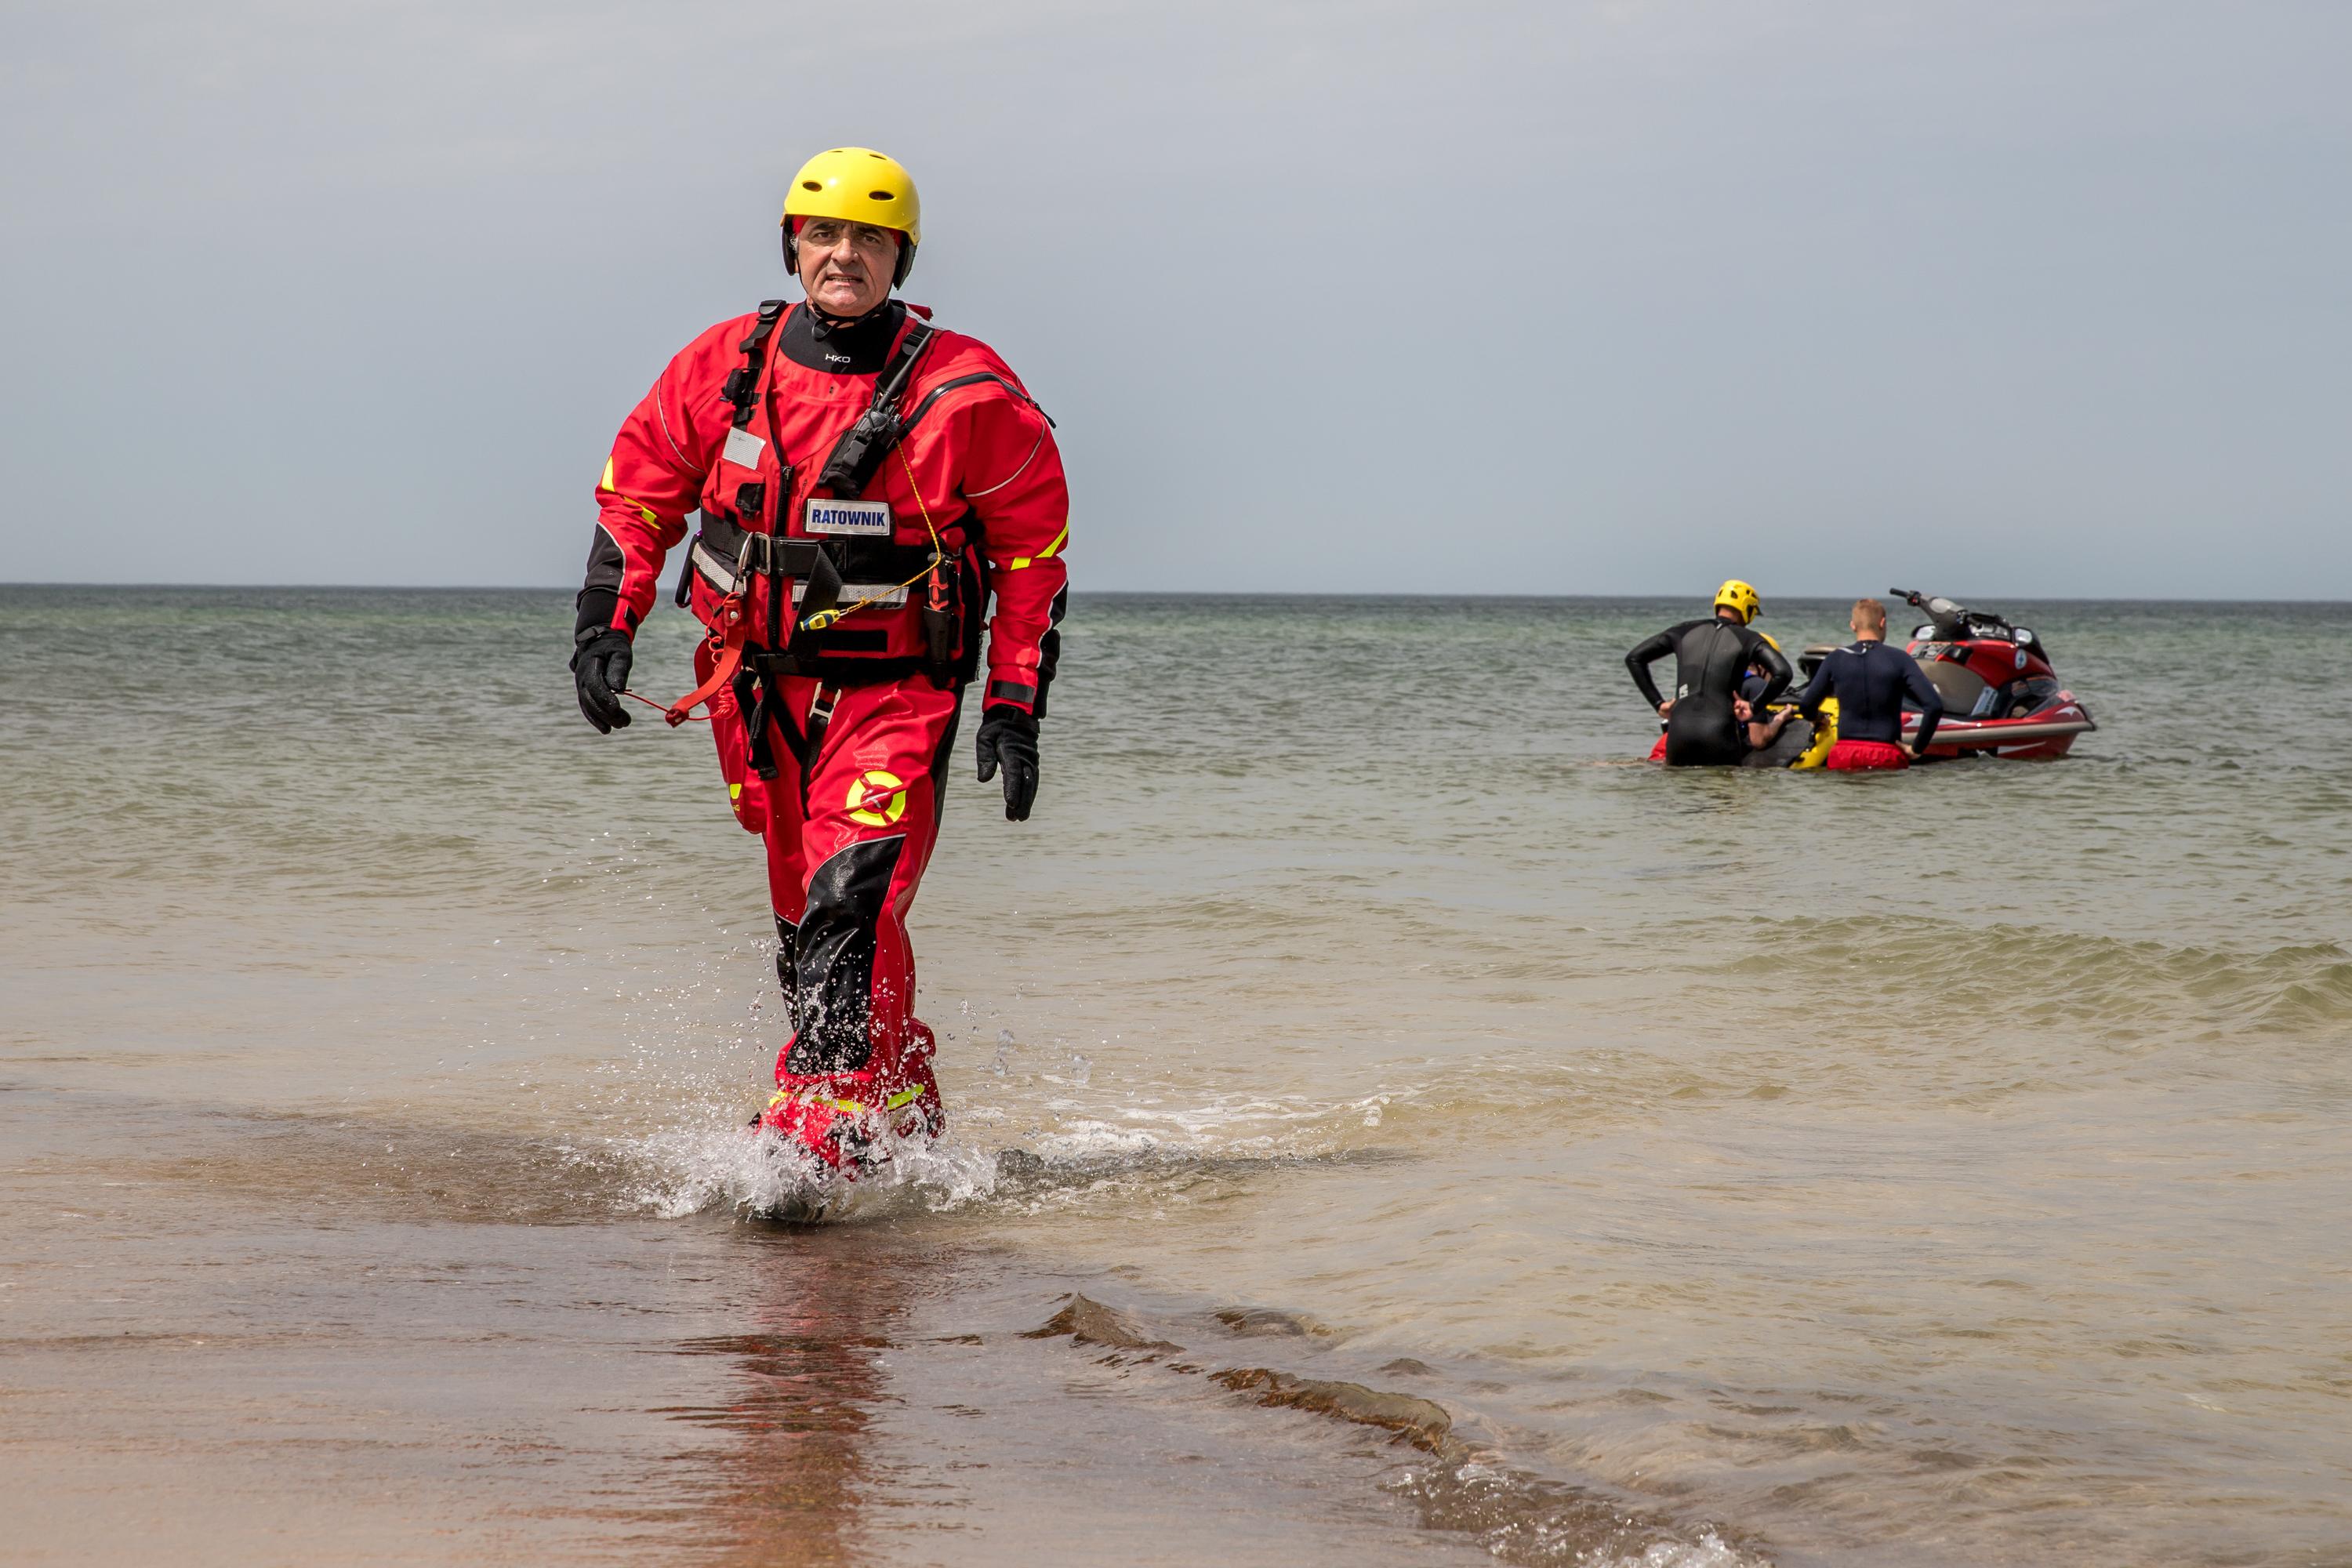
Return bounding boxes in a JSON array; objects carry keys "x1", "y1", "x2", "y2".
[{"x1": 1799, "y1": 589, "x2": 2096, "y2": 760}]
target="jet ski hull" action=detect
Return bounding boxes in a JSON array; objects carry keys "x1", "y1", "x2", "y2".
[{"x1": 1907, "y1": 704, "x2": 2095, "y2": 760}]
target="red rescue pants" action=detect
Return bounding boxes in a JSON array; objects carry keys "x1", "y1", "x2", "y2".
[
  {"x1": 699, "y1": 641, "x2": 962, "y2": 1099},
  {"x1": 1825, "y1": 739, "x2": 1911, "y2": 771}
]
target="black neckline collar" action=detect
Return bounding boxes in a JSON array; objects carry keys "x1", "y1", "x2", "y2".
[{"x1": 779, "y1": 299, "x2": 905, "y2": 376}]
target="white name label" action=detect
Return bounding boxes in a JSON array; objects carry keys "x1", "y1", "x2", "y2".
[
  {"x1": 793, "y1": 580, "x2": 906, "y2": 608},
  {"x1": 804, "y1": 498, "x2": 893, "y2": 536},
  {"x1": 721, "y1": 427, "x2": 765, "y2": 469}
]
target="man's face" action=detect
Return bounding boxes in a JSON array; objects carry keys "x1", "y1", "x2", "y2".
[{"x1": 797, "y1": 219, "x2": 899, "y2": 317}]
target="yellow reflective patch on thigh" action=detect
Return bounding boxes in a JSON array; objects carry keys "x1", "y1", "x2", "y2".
[{"x1": 846, "y1": 769, "x2": 908, "y2": 827}]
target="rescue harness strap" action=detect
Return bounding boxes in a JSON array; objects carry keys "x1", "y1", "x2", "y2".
[
  {"x1": 897, "y1": 370, "x2": 1048, "y2": 436},
  {"x1": 660, "y1": 304, "x2": 793, "y2": 728},
  {"x1": 659, "y1": 305, "x2": 988, "y2": 753},
  {"x1": 720, "y1": 299, "x2": 789, "y2": 430},
  {"x1": 812, "y1": 321, "x2": 936, "y2": 498},
  {"x1": 673, "y1": 303, "x2": 785, "y2": 614}
]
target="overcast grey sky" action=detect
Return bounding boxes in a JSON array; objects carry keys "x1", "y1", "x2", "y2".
[{"x1": 3, "y1": 0, "x2": 2345, "y2": 597}]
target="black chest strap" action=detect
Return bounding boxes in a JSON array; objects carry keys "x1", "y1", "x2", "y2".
[
  {"x1": 814, "y1": 321, "x2": 936, "y2": 497},
  {"x1": 721, "y1": 300, "x2": 789, "y2": 430}
]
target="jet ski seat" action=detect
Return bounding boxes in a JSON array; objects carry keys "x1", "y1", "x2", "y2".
[{"x1": 1917, "y1": 657, "x2": 1991, "y2": 717}]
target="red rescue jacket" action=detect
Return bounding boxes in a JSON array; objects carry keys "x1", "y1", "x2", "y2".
[{"x1": 585, "y1": 301, "x2": 1069, "y2": 713}]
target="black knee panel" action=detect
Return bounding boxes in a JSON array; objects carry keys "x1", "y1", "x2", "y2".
[
  {"x1": 785, "y1": 836, "x2": 906, "y2": 1075},
  {"x1": 774, "y1": 914, "x2": 799, "y2": 1003}
]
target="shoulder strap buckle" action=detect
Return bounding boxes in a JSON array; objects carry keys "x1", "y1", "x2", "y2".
[{"x1": 725, "y1": 299, "x2": 791, "y2": 430}]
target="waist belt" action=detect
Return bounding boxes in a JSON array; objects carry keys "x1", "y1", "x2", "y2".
[
  {"x1": 696, "y1": 520, "x2": 826, "y2": 583},
  {"x1": 693, "y1": 512, "x2": 939, "y2": 604},
  {"x1": 689, "y1": 536, "x2": 913, "y2": 610},
  {"x1": 674, "y1": 510, "x2": 947, "y2": 695}
]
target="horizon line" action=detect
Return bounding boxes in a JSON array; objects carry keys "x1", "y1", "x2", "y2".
[{"x1": 4, "y1": 581, "x2": 2351, "y2": 607}]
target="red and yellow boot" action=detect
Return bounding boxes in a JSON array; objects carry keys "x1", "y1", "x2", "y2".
[{"x1": 751, "y1": 1069, "x2": 943, "y2": 1177}]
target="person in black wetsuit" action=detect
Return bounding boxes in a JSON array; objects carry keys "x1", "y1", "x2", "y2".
[
  {"x1": 1626, "y1": 579, "x2": 1794, "y2": 766},
  {"x1": 1794, "y1": 597, "x2": 1944, "y2": 771}
]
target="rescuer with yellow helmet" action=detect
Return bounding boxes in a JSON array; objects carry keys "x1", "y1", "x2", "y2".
[
  {"x1": 569, "y1": 146, "x2": 1070, "y2": 1191},
  {"x1": 1713, "y1": 579, "x2": 1762, "y2": 625},
  {"x1": 1624, "y1": 581, "x2": 1793, "y2": 766},
  {"x1": 781, "y1": 145, "x2": 923, "y2": 289}
]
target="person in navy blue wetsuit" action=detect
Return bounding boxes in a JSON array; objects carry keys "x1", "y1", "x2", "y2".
[{"x1": 1795, "y1": 597, "x2": 1944, "y2": 771}]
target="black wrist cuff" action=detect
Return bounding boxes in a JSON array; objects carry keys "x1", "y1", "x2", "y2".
[
  {"x1": 575, "y1": 587, "x2": 622, "y2": 645},
  {"x1": 981, "y1": 703, "x2": 1038, "y2": 733}
]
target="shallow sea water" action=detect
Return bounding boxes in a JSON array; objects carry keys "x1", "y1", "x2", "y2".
[{"x1": 3, "y1": 587, "x2": 2349, "y2": 1566}]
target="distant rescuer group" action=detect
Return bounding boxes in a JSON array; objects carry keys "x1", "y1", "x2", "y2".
[
  {"x1": 1627, "y1": 583, "x2": 1945, "y2": 772},
  {"x1": 569, "y1": 147, "x2": 1067, "y2": 1177}
]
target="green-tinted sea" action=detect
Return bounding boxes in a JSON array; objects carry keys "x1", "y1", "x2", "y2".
[{"x1": 4, "y1": 587, "x2": 2348, "y2": 1566}]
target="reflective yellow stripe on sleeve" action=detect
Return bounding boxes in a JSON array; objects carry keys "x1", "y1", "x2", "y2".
[
  {"x1": 598, "y1": 458, "x2": 660, "y2": 526},
  {"x1": 1007, "y1": 523, "x2": 1070, "y2": 571}
]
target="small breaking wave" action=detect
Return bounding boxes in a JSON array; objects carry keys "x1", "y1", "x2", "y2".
[
  {"x1": 1385, "y1": 1459, "x2": 1759, "y2": 1568},
  {"x1": 1727, "y1": 918, "x2": 2352, "y2": 1041}
]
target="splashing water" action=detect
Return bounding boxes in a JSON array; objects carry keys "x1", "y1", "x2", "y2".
[{"x1": 625, "y1": 1121, "x2": 1006, "y2": 1222}]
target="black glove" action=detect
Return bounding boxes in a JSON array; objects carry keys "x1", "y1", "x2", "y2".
[
  {"x1": 974, "y1": 704, "x2": 1040, "y2": 822},
  {"x1": 572, "y1": 626, "x2": 634, "y2": 733}
]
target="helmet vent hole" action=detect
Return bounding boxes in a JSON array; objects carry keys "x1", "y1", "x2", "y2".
[
  {"x1": 869, "y1": 191, "x2": 894, "y2": 201},
  {"x1": 800, "y1": 180, "x2": 823, "y2": 191}
]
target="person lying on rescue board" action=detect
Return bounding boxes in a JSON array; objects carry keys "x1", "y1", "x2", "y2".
[{"x1": 1737, "y1": 637, "x2": 1798, "y2": 753}]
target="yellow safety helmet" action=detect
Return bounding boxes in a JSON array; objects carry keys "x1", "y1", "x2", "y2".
[
  {"x1": 1714, "y1": 579, "x2": 1762, "y2": 624},
  {"x1": 782, "y1": 147, "x2": 921, "y2": 285},
  {"x1": 1755, "y1": 630, "x2": 1781, "y2": 652}
]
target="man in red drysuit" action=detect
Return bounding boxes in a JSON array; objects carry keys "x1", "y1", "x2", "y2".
[{"x1": 568, "y1": 147, "x2": 1069, "y2": 1172}]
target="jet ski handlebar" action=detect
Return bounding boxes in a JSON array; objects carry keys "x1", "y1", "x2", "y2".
[
  {"x1": 1888, "y1": 586, "x2": 2035, "y2": 648},
  {"x1": 1889, "y1": 587, "x2": 1969, "y2": 638}
]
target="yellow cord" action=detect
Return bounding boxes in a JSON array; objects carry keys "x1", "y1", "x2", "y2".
[{"x1": 797, "y1": 442, "x2": 946, "y2": 633}]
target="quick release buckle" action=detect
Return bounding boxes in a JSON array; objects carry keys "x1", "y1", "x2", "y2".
[
  {"x1": 704, "y1": 531, "x2": 829, "y2": 600},
  {"x1": 728, "y1": 530, "x2": 758, "y2": 596},
  {"x1": 726, "y1": 530, "x2": 781, "y2": 586}
]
